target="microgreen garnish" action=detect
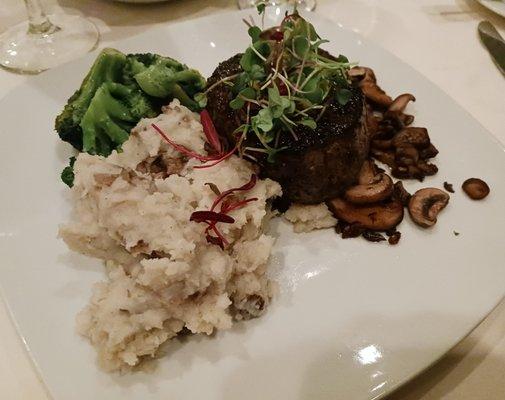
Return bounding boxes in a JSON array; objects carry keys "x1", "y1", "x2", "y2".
[
  {"x1": 256, "y1": 2, "x2": 266, "y2": 15},
  {"x1": 206, "y1": 11, "x2": 355, "y2": 162},
  {"x1": 190, "y1": 175, "x2": 258, "y2": 249},
  {"x1": 152, "y1": 111, "x2": 236, "y2": 169}
]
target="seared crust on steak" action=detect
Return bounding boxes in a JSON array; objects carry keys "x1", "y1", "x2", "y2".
[{"x1": 206, "y1": 53, "x2": 370, "y2": 204}]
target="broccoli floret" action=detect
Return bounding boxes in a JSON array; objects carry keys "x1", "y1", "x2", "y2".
[
  {"x1": 81, "y1": 82, "x2": 157, "y2": 155},
  {"x1": 55, "y1": 48, "x2": 127, "y2": 150},
  {"x1": 55, "y1": 49, "x2": 206, "y2": 162},
  {"x1": 127, "y1": 53, "x2": 206, "y2": 111},
  {"x1": 61, "y1": 156, "x2": 76, "y2": 187}
]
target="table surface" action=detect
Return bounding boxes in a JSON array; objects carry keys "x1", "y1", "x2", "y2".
[{"x1": 1, "y1": 0, "x2": 504, "y2": 398}]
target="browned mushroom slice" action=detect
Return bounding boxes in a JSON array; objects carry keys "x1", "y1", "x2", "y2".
[
  {"x1": 395, "y1": 144, "x2": 419, "y2": 166},
  {"x1": 357, "y1": 159, "x2": 380, "y2": 185},
  {"x1": 371, "y1": 148, "x2": 396, "y2": 167},
  {"x1": 340, "y1": 222, "x2": 367, "y2": 238},
  {"x1": 366, "y1": 106, "x2": 380, "y2": 137},
  {"x1": 417, "y1": 161, "x2": 438, "y2": 176},
  {"x1": 392, "y1": 165, "x2": 422, "y2": 180},
  {"x1": 392, "y1": 127, "x2": 430, "y2": 148},
  {"x1": 419, "y1": 143, "x2": 439, "y2": 159},
  {"x1": 400, "y1": 114, "x2": 415, "y2": 126},
  {"x1": 443, "y1": 182, "x2": 455, "y2": 193},
  {"x1": 462, "y1": 178, "x2": 490, "y2": 200},
  {"x1": 392, "y1": 181, "x2": 412, "y2": 206},
  {"x1": 363, "y1": 67, "x2": 377, "y2": 83},
  {"x1": 382, "y1": 112, "x2": 405, "y2": 130},
  {"x1": 371, "y1": 139, "x2": 394, "y2": 150},
  {"x1": 388, "y1": 93, "x2": 416, "y2": 114},
  {"x1": 361, "y1": 81, "x2": 393, "y2": 108},
  {"x1": 349, "y1": 66, "x2": 377, "y2": 83},
  {"x1": 362, "y1": 231, "x2": 387, "y2": 242},
  {"x1": 387, "y1": 231, "x2": 402, "y2": 245},
  {"x1": 408, "y1": 188, "x2": 450, "y2": 228},
  {"x1": 345, "y1": 173, "x2": 394, "y2": 205},
  {"x1": 348, "y1": 66, "x2": 367, "y2": 79},
  {"x1": 327, "y1": 198, "x2": 404, "y2": 231}
]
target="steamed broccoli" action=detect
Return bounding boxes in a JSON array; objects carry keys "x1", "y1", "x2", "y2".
[
  {"x1": 81, "y1": 82, "x2": 157, "y2": 155},
  {"x1": 55, "y1": 48, "x2": 206, "y2": 157},
  {"x1": 61, "y1": 156, "x2": 76, "y2": 188},
  {"x1": 130, "y1": 54, "x2": 206, "y2": 110},
  {"x1": 55, "y1": 48, "x2": 127, "y2": 151}
]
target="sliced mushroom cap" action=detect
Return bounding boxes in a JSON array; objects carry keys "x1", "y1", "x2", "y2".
[
  {"x1": 392, "y1": 127, "x2": 430, "y2": 148},
  {"x1": 417, "y1": 161, "x2": 438, "y2": 176},
  {"x1": 400, "y1": 114, "x2": 415, "y2": 126},
  {"x1": 349, "y1": 66, "x2": 376, "y2": 83},
  {"x1": 357, "y1": 159, "x2": 379, "y2": 185},
  {"x1": 392, "y1": 181, "x2": 412, "y2": 206},
  {"x1": 419, "y1": 143, "x2": 439, "y2": 159},
  {"x1": 388, "y1": 93, "x2": 416, "y2": 113},
  {"x1": 348, "y1": 66, "x2": 367, "y2": 79},
  {"x1": 371, "y1": 148, "x2": 396, "y2": 167},
  {"x1": 345, "y1": 173, "x2": 394, "y2": 205},
  {"x1": 395, "y1": 144, "x2": 419, "y2": 166},
  {"x1": 393, "y1": 165, "x2": 423, "y2": 180},
  {"x1": 361, "y1": 81, "x2": 393, "y2": 108},
  {"x1": 408, "y1": 188, "x2": 450, "y2": 228},
  {"x1": 371, "y1": 139, "x2": 394, "y2": 150},
  {"x1": 366, "y1": 107, "x2": 380, "y2": 137},
  {"x1": 327, "y1": 198, "x2": 404, "y2": 231},
  {"x1": 462, "y1": 178, "x2": 490, "y2": 200}
]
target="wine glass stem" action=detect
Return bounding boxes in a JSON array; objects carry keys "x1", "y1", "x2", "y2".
[{"x1": 24, "y1": 0, "x2": 57, "y2": 34}]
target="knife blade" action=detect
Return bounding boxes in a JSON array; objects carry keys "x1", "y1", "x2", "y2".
[{"x1": 478, "y1": 21, "x2": 505, "y2": 75}]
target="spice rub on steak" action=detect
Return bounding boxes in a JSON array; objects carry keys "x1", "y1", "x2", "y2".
[{"x1": 206, "y1": 53, "x2": 370, "y2": 204}]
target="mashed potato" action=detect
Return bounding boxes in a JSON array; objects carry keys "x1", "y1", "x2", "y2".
[
  {"x1": 60, "y1": 100, "x2": 281, "y2": 371},
  {"x1": 284, "y1": 203, "x2": 337, "y2": 233}
]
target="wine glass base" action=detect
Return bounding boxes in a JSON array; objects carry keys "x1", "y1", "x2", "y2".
[{"x1": 0, "y1": 14, "x2": 99, "y2": 74}]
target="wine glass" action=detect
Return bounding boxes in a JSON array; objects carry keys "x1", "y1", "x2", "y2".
[
  {"x1": 237, "y1": 0, "x2": 317, "y2": 12},
  {"x1": 0, "y1": 0, "x2": 99, "y2": 74}
]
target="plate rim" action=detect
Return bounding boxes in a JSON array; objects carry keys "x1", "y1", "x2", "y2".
[{"x1": 0, "y1": 6, "x2": 504, "y2": 400}]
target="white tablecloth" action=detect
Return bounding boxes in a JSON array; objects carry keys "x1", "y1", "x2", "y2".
[{"x1": 0, "y1": 0, "x2": 504, "y2": 398}]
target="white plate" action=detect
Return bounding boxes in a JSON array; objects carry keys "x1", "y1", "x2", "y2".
[
  {"x1": 477, "y1": 0, "x2": 505, "y2": 17},
  {"x1": 1, "y1": 7, "x2": 504, "y2": 400}
]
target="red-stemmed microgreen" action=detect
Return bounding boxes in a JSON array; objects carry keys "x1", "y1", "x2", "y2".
[
  {"x1": 189, "y1": 174, "x2": 258, "y2": 250},
  {"x1": 151, "y1": 110, "x2": 238, "y2": 168}
]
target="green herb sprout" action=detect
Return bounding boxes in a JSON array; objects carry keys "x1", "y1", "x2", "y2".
[{"x1": 201, "y1": 11, "x2": 354, "y2": 162}]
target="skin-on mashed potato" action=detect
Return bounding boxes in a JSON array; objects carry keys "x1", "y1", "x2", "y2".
[{"x1": 59, "y1": 100, "x2": 281, "y2": 371}]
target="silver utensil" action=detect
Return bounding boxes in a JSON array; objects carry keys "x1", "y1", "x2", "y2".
[{"x1": 478, "y1": 20, "x2": 505, "y2": 75}]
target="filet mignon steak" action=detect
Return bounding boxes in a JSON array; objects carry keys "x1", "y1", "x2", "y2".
[{"x1": 206, "y1": 53, "x2": 370, "y2": 204}]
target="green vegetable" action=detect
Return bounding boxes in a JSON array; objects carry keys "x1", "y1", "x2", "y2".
[
  {"x1": 219, "y1": 11, "x2": 354, "y2": 162},
  {"x1": 336, "y1": 88, "x2": 352, "y2": 106},
  {"x1": 230, "y1": 87, "x2": 257, "y2": 110},
  {"x1": 248, "y1": 26, "x2": 262, "y2": 43},
  {"x1": 194, "y1": 92, "x2": 208, "y2": 108},
  {"x1": 132, "y1": 54, "x2": 206, "y2": 110},
  {"x1": 80, "y1": 82, "x2": 157, "y2": 155},
  {"x1": 55, "y1": 48, "x2": 206, "y2": 187},
  {"x1": 268, "y1": 86, "x2": 293, "y2": 118},
  {"x1": 61, "y1": 156, "x2": 76, "y2": 187},
  {"x1": 299, "y1": 118, "x2": 317, "y2": 129},
  {"x1": 240, "y1": 41, "x2": 270, "y2": 72},
  {"x1": 252, "y1": 108, "x2": 274, "y2": 135},
  {"x1": 55, "y1": 48, "x2": 127, "y2": 151},
  {"x1": 55, "y1": 48, "x2": 206, "y2": 157}
]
